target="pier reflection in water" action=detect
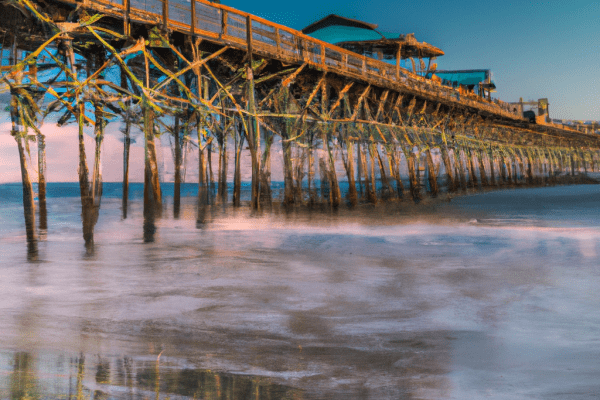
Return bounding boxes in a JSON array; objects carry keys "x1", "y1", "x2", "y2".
[
  {"x1": 0, "y1": 352, "x2": 300, "y2": 399},
  {"x1": 2, "y1": 183, "x2": 600, "y2": 398}
]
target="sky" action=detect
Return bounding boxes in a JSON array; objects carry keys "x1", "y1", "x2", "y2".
[
  {"x1": 223, "y1": 0, "x2": 599, "y2": 121},
  {"x1": 1, "y1": 0, "x2": 599, "y2": 183}
]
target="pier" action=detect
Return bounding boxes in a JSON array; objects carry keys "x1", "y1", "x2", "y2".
[{"x1": 2, "y1": 0, "x2": 600, "y2": 250}]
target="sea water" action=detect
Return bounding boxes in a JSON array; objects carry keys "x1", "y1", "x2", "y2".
[{"x1": 1, "y1": 183, "x2": 600, "y2": 399}]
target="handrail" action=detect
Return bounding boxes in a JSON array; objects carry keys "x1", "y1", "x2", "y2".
[{"x1": 89, "y1": 0, "x2": 520, "y2": 120}]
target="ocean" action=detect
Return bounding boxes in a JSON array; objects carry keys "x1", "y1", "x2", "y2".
[{"x1": 1, "y1": 182, "x2": 600, "y2": 399}]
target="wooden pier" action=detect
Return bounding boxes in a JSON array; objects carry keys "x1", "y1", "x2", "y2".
[{"x1": 2, "y1": 0, "x2": 600, "y2": 251}]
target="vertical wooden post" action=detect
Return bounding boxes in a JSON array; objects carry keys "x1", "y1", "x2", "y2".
[
  {"x1": 233, "y1": 118, "x2": 244, "y2": 207},
  {"x1": 190, "y1": 0, "x2": 196, "y2": 37},
  {"x1": 467, "y1": 147, "x2": 477, "y2": 188},
  {"x1": 324, "y1": 127, "x2": 341, "y2": 207},
  {"x1": 121, "y1": 66, "x2": 131, "y2": 219},
  {"x1": 162, "y1": 0, "x2": 169, "y2": 33},
  {"x1": 221, "y1": 10, "x2": 228, "y2": 37},
  {"x1": 29, "y1": 55, "x2": 47, "y2": 234},
  {"x1": 345, "y1": 137, "x2": 358, "y2": 206},
  {"x1": 92, "y1": 100, "x2": 104, "y2": 209},
  {"x1": 440, "y1": 129, "x2": 455, "y2": 191},
  {"x1": 368, "y1": 143, "x2": 378, "y2": 202},
  {"x1": 425, "y1": 147, "x2": 438, "y2": 196},
  {"x1": 246, "y1": 15, "x2": 261, "y2": 209},
  {"x1": 505, "y1": 152, "x2": 513, "y2": 185},
  {"x1": 478, "y1": 148, "x2": 488, "y2": 187},
  {"x1": 357, "y1": 141, "x2": 363, "y2": 197},
  {"x1": 391, "y1": 148, "x2": 405, "y2": 199},
  {"x1": 406, "y1": 146, "x2": 421, "y2": 202},
  {"x1": 536, "y1": 148, "x2": 545, "y2": 184},
  {"x1": 259, "y1": 131, "x2": 273, "y2": 205},
  {"x1": 360, "y1": 141, "x2": 374, "y2": 203},
  {"x1": 395, "y1": 44, "x2": 402, "y2": 80},
  {"x1": 246, "y1": 15, "x2": 253, "y2": 57},
  {"x1": 77, "y1": 100, "x2": 94, "y2": 250},
  {"x1": 526, "y1": 149, "x2": 534, "y2": 184},
  {"x1": 123, "y1": 0, "x2": 131, "y2": 36},
  {"x1": 455, "y1": 146, "x2": 467, "y2": 190},
  {"x1": 10, "y1": 41, "x2": 37, "y2": 255},
  {"x1": 488, "y1": 146, "x2": 498, "y2": 186},
  {"x1": 516, "y1": 149, "x2": 525, "y2": 184},
  {"x1": 173, "y1": 115, "x2": 182, "y2": 217}
]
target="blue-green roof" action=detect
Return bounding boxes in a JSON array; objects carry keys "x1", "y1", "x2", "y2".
[
  {"x1": 306, "y1": 26, "x2": 384, "y2": 45},
  {"x1": 435, "y1": 70, "x2": 489, "y2": 86}
]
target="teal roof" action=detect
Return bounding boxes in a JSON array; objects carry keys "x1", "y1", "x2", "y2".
[
  {"x1": 306, "y1": 26, "x2": 384, "y2": 45},
  {"x1": 435, "y1": 70, "x2": 489, "y2": 86}
]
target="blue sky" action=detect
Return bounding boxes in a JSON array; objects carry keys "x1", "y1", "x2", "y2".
[{"x1": 222, "y1": 0, "x2": 599, "y2": 120}]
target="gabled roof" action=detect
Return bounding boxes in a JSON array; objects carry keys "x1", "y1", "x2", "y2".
[
  {"x1": 302, "y1": 14, "x2": 444, "y2": 59},
  {"x1": 302, "y1": 14, "x2": 378, "y2": 34},
  {"x1": 307, "y1": 26, "x2": 384, "y2": 44}
]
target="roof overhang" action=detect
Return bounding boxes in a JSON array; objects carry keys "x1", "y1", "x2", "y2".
[
  {"x1": 337, "y1": 37, "x2": 444, "y2": 59},
  {"x1": 302, "y1": 14, "x2": 378, "y2": 35}
]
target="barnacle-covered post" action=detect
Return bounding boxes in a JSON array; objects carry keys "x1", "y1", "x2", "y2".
[
  {"x1": 27, "y1": 54, "x2": 47, "y2": 233},
  {"x1": 120, "y1": 66, "x2": 132, "y2": 219},
  {"x1": 323, "y1": 125, "x2": 341, "y2": 207},
  {"x1": 439, "y1": 129, "x2": 456, "y2": 192},
  {"x1": 477, "y1": 146, "x2": 488, "y2": 187},
  {"x1": 173, "y1": 113, "x2": 182, "y2": 216},
  {"x1": 245, "y1": 15, "x2": 261, "y2": 209},
  {"x1": 9, "y1": 38, "x2": 37, "y2": 253},
  {"x1": 425, "y1": 144, "x2": 438, "y2": 196},
  {"x1": 57, "y1": 31, "x2": 96, "y2": 251},
  {"x1": 488, "y1": 144, "x2": 498, "y2": 186},
  {"x1": 140, "y1": 42, "x2": 162, "y2": 240}
]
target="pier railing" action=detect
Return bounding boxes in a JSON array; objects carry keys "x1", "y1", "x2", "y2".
[{"x1": 74, "y1": 0, "x2": 520, "y2": 120}]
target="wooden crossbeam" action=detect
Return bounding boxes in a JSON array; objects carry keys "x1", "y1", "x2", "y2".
[{"x1": 350, "y1": 84, "x2": 371, "y2": 121}]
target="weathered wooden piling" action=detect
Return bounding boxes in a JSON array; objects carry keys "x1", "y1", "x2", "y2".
[
  {"x1": 341, "y1": 136, "x2": 358, "y2": 206},
  {"x1": 477, "y1": 147, "x2": 489, "y2": 187},
  {"x1": 440, "y1": 136, "x2": 456, "y2": 191},
  {"x1": 455, "y1": 145, "x2": 468, "y2": 190},
  {"x1": 467, "y1": 147, "x2": 478, "y2": 189},
  {"x1": 425, "y1": 147, "x2": 439, "y2": 196},
  {"x1": 487, "y1": 146, "x2": 497, "y2": 186},
  {"x1": 391, "y1": 148, "x2": 405, "y2": 199}
]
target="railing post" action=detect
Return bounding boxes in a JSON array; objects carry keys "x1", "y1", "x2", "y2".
[
  {"x1": 162, "y1": 0, "x2": 169, "y2": 33},
  {"x1": 221, "y1": 10, "x2": 228, "y2": 38},
  {"x1": 396, "y1": 44, "x2": 401, "y2": 80},
  {"x1": 297, "y1": 36, "x2": 303, "y2": 61},
  {"x1": 362, "y1": 57, "x2": 366, "y2": 75},
  {"x1": 321, "y1": 44, "x2": 325, "y2": 68},
  {"x1": 246, "y1": 15, "x2": 253, "y2": 61},
  {"x1": 275, "y1": 28, "x2": 280, "y2": 54},
  {"x1": 123, "y1": 0, "x2": 130, "y2": 36},
  {"x1": 190, "y1": 0, "x2": 196, "y2": 37}
]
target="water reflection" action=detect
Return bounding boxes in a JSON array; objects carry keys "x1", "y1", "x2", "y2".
[
  {"x1": 2, "y1": 352, "x2": 302, "y2": 400},
  {"x1": 9, "y1": 352, "x2": 38, "y2": 400}
]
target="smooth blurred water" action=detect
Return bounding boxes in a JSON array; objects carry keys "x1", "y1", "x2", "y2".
[{"x1": 1, "y1": 183, "x2": 600, "y2": 399}]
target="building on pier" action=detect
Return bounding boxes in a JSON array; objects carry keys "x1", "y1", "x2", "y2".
[
  {"x1": 432, "y1": 69, "x2": 496, "y2": 101},
  {"x1": 301, "y1": 14, "x2": 444, "y2": 76},
  {"x1": 302, "y1": 14, "x2": 499, "y2": 103}
]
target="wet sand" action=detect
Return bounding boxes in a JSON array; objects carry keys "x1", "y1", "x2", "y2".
[{"x1": 1, "y1": 184, "x2": 600, "y2": 399}]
